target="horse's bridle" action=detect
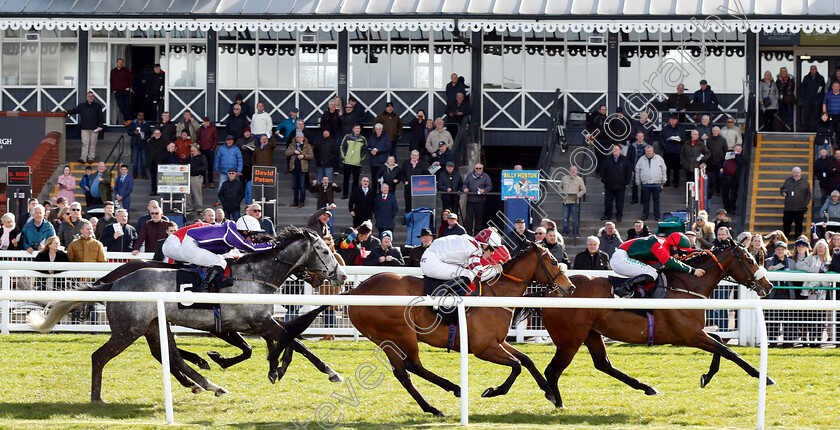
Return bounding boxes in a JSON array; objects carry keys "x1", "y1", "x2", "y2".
[
  {"x1": 508, "y1": 243, "x2": 573, "y2": 297},
  {"x1": 680, "y1": 245, "x2": 764, "y2": 295}
]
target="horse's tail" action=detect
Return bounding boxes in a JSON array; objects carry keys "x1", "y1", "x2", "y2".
[
  {"x1": 26, "y1": 281, "x2": 114, "y2": 333},
  {"x1": 511, "y1": 288, "x2": 553, "y2": 326},
  {"x1": 268, "y1": 305, "x2": 330, "y2": 362}
]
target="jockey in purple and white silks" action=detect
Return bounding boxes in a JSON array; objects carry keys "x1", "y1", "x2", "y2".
[{"x1": 181, "y1": 215, "x2": 275, "y2": 283}]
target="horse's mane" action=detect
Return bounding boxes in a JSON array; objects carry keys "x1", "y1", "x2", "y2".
[
  {"x1": 680, "y1": 237, "x2": 737, "y2": 267},
  {"x1": 502, "y1": 242, "x2": 539, "y2": 272},
  {"x1": 229, "y1": 225, "x2": 310, "y2": 266}
]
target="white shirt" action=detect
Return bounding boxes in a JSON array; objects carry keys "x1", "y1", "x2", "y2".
[{"x1": 250, "y1": 111, "x2": 273, "y2": 136}]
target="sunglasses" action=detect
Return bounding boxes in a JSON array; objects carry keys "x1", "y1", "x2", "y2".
[
  {"x1": 71, "y1": 208, "x2": 81, "y2": 211},
  {"x1": 535, "y1": 232, "x2": 545, "y2": 235},
  {"x1": 251, "y1": 209, "x2": 262, "y2": 213},
  {"x1": 150, "y1": 212, "x2": 161, "y2": 215}
]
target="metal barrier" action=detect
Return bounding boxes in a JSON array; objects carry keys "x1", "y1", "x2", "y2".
[{"x1": 0, "y1": 250, "x2": 153, "y2": 262}]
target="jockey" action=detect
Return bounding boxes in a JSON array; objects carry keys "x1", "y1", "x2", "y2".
[
  {"x1": 420, "y1": 228, "x2": 504, "y2": 295},
  {"x1": 181, "y1": 215, "x2": 275, "y2": 286},
  {"x1": 161, "y1": 221, "x2": 210, "y2": 264},
  {"x1": 610, "y1": 232, "x2": 705, "y2": 297}
]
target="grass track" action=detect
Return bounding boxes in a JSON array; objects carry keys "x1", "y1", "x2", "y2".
[{"x1": 0, "y1": 333, "x2": 836, "y2": 429}]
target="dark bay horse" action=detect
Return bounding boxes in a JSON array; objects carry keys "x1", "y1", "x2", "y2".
[
  {"x1": 28, "y1": 227, "x2": 347, "y2": 402},
  {"x1": 539, "y1": 238, "x2": 773, "y2": 408},
  {"x1": 272, "y1": 242, "x2": 576, "y2": 416}
]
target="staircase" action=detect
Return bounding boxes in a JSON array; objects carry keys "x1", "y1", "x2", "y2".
[{"x1": 747, "y1": 133, "x2": 813, "y2": 233}]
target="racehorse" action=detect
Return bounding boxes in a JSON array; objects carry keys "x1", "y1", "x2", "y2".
[
  {"x1": 536, "y1": 238, "x2": 773, "y2": 408},
  {"x1": 27, "y1": 226, "x2": 347, "y2": 402},
  {"x1": 271, "y1": 242, "x2": 576, "y2": 416}
]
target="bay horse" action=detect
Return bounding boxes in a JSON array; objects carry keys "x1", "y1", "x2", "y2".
[
  {"x1": 272, "y1": 242, "x2": 576, "y2": 416},
  {"x1": 538, "y1": 238, "x2": 773, "y2": 408},
  {"x1": 27, "y1": 227, "x2": 347, "y2": 402},
  {"x1": 92, "y1": 258, "x2": 339, "y2": 385}
]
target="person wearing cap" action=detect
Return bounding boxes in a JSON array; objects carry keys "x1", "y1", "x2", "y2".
[
  {"x1": 278, "y1": 107, "x2": 300, "y2": 139},
  {"x1": 48, "y1": 196, "x2": 68, "y2": 224},
  {"x1": 373, "y1": 182, "x2": 398, "y2": 237},
  {"x1": 463, "y1": 163, "x2": 492, "y2": 235},
  {"x1": 666, "y1": 84, "x2": 691, "y2": 112},
  {"x1": 339, "y1": 102, "x2": 359, "y2": 137},
  {"x1": 764, "y1": 240, "x2": 797, "y2": 346},
  {"x1": 441, "y1": 212, "x2": 466, "y2": 236},
  {"x1": 250, "y1": 102, "x2": 273, "y2": 139},
  {"x1": 425, "y1": 118, "x2": 453, "y2": 160},
  {"x1": 363, "y1": 230, "x2": 404, "y2": 267},
  {"x1": 690, "y1": 212, "x2": 715, "y2": 249},
  {"x1": 431, "y1": 140, "x2": 454, "y2": 169},
  {"x1": 307, "y1": 203, "x2": 336, "y2": 238},
  {"x1": 720, "y1": 117, "x2": 743, "y2": 150},
  {"x1": 437, "y1": 160, "x2": 463, "y2": 214},
  {"x1": 408, "y1": 228, "x2": 435, "y2": 267},
  {"x1": 660, "y1": 113, "x2": 685, "y2": 188},
  {"x1": 684, "y1": 230, "x2": 699, "y2": 249},
  {"x1": 692, "y1": 79, "x2": 719, "y2": 112},
  {"x1": 214, "y1": 134, "x2": 243, "y2": 206},
  {"x1": 182, "y1": 215, "x2": 275, "y2": 287},
  {"x1": 340, "y1": 124, "x2": 368, "y2": 197},
  {"x1": 374, "y1": 101, "x2": 402, "y2": 154},
  {"x1": 286, "y1": 133, "x2": 314, "y2": 207},
  {"x1": 505, "y1": 218, "x2": 535, "y2": 255},
  {"x1": 219, "y1": 168, "x2": 245, "y2": 220},
  {"x1": 611, "y1": 232, "x2": 704, "y2": 298},
  {"x1": 714, "y1": 208, "x2": 732, "y2": 233},
  {"x1": 780, "y1": 166, "x2": 812, "y2": 239}
]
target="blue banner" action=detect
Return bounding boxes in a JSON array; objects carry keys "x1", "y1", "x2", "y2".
[
  {"x1": 501, "y1": 170, "x2": 539, "y2": 201},
  {"x1": 411, "y1": 175, "x2": 436, "y2": 196}
]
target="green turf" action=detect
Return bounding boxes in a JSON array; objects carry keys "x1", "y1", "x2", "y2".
[{"x1": 0, "y1": 333, "x2": 836, "y2": 429}]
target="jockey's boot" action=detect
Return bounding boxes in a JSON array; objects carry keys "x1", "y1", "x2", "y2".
[
  {"x1": 202, "y1": 265, "x2": 224, "y2": 291},
  {"x1": 614, "y1": 274, "x2": 655, "y2": 298},
  {"x1": 432, "y1": 276, "x2": 472, "y2": 326}
]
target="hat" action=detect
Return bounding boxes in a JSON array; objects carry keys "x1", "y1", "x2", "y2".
[
  {"x1": 203, "y1": 116, "x2": 210, "y2": 122},
  {"x1": 615, "y1": 106, "x2": 624, "y2": 114},
  {"x1": 55, "y1": 196, "x2": 67, "y2": 204},
  {"x1": 243, "y1": 126, "x2": 251, "y2": 133},
  {"x1": 668, "y1": 113, "x2": 678, "y2": 119},
  {"x1": 699, "y1": 79, "x2": 708, "y2": 85},
  {"x1": 227, "y1": 168, "x2": 237, "y2": 173},
  {"x1": 439, "y1": 141, "x2": 448, "y2": 146},
  {"x1": 381, "y1": 230, "x2": 393, "y2": 240},
  {"x1": 417, "y1": 228, "x2": 434, "y2": 238},
  {"x1": 290, "y1": 107, "x2": 299, "y2": 114},
  {"x1": 716, "y1": 208, "x2": 727, "y2": 215},
  {"x1": 515, "y1": 218, "x2": 525, "y2": 223},
  {"x1": 445, "y1": 161, "x2": 455, "y2": 167},
  {"x1": 774, "y1": 241, "x2": 788, "y2": 249},
  {"x1": 343, "y1": 227, "x2": 355, "y2": 235},
  {"x1": 447, "y1": 213, "x2": 458, "y2": 220},
  {"x1": 385, "y1": 101, "x2": 394, "y2": 107},
  {"x1": 685, "y1": 231, "x2": 697, "y2": 236},
  {"x1": 795, "y1": 238, "x2": 810, "y2": 247},
  {"x1": 323, "y1": 210, "x2": 333, "y2": 217},
  {"x1": 225, "y1": 134, "x2": 235, "y2": 140}
]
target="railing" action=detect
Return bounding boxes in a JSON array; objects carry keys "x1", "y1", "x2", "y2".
[
  {"x1": 102, "y1": 134, "x2": 126, "y2": 176},
  {"x1": 537, "y1": 88, "x2": 564, "y2": 173},
  {"x1": 0, "y1": 251, "x2": 152, "y2": 262}
]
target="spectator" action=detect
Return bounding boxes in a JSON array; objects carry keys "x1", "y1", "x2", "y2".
[
  {"x1": 748, "y1": 233, "x2": 767, "y2": 263},
  {"x1": 250, "y1": 102, "x2": 273, "y2": 139},
  {"x1": 244, "y1": 203, "x2": 275, "y2": 235},
  {"x1": 505, "y1": 218, "x2": 535, "y2": 255},
  {"x1": 348, "y1": 176, "x2": 376, "y2": 227},
  {"x1": 825, "y1": 82, "x2": 840, "y2": 145},
  {"x1": 695, "y1": 115, "x2": 713, "y2": 142},
  {"x1": 340, "y1": 124, "x2": 367, "y2": 197},
  {"x1": 401, "y1": 150, "x2": 428, "y2": 213},
  {"x1": 348, "y1": 96, "x2": 368, "y2": 124},
  {"x1": 90, "y1": 217, "x2": 99, "y2": 236},
  {"x1": 67, "y1": 220, "x2": 106, "y2": 262},
  {"x1": 462, "y1": 163, "x2": 492, "y2": 235},
  {"x1": 445, "y1": 92, "x2": 471, "y2": 139},
  {"x1": 238, "y1": 129, "x2": 256, "y2": 182},
  {"x1": 0, "y1": 213, "x2": 20, "y2": 250},
  {"x1": 148, "y1": 63, "x2": 165, "y2": 120},
  {"x1": 156, "y1": 111, "x2": 178, "y2": 143},
  {"x1": 605, "y1": 107, "x2": 631, "y2": 148},
  {"x1": 339, "y1": 103, "x2": 359, "y2": 137},
  {"x1": 307, "y1": 204, "x2": 336, "y2": 238},
  {"x1": 113, "y1": 164, "x2": 134, "y2": 212},
  {"x1": 200, "y1": 208, "x2": 215, "y2": 224},
  {"x1": 225, "y1": 104, "x2": 248, "y2": 140},
  {"x1": 228, "y1": 93, "x2": 252, "y2": 120},
  {"x1": 219, "y1": 169, "x2": 245, "y2": 219},
  {"x1": 441, "y1": 212, "x2": 466, "y2": 236},
  {"x1": 132, "y1": 206, "x2": 168, "y2": 254},
  {"x1": 356, "y1": 220, "x2": 381, "y2": 255},
  {"x1": 628, "y1": 131, "x2": 648, "y2": 203},
  {"x1": 815, "y1": 113, "x2": 834, "y2": 157},
  {"x1": 313, "y1": 129, "x2": 339, "y2": 180},
  {"x1": 48, "y1": 197, "x2": 67, "y2": 223},
  {"x1": 559, "y1": 166, "x2": 586, "y2": 237},
  {"x1": 368, "y1": 124, "x2": 392, "y2": 182},
  {"x1": 285, "y1": 119, "x2": 315, "y2": 145},
  {"x1": 635, "y1": 144, "x2": 667, "y2": 221},
  {"x1": 426, "y1": 118, "x2": 453, "y2": 160},
  {"x1": 53, "y1": 206, "x2": 70, "y2": 231},
  {"x1": 407, "y1": 109, "x2": 428, "y2": 153},
  {"x1": 374, "y1": 183, "x2": 398, "y2": 237},
  {"x1": 539, "y1": 229, "x2": 570, "y2": 266},
  {"x1": 759, "y1": 71, "x2": 780, "y2": 131},
  {"x1": 780, "y1": 166, "x2": 811, "y2": 238},
  {"x1": 573, "y1": 236, "x2": 611, "y2": 270},
  {"x1": 599, "y1": 144, "x2": 632, "y2": 222},
  {"x1": 196, "y1": 116, "x2": 218, "y2": 188},
  {"x1": 423, "y1": 118, "x2": 435, "y2": 145},
  {"x1": 174, "y1": 110, "x2": 199, "y2": 143},
  {"x1": 820, "y1": 190, "x2": 840, "y2": 222},
  {"x1": 278, "y1": 108, "x2": 300, "y2": 139},
  {"x1": 100, "y1": 209, "x2": 137, "y2": 252},
  {"x1": 127, "y1": 112, "x2": 151, "y2": 179},
  {"x1": 285, "y1": 135, "x2": 314, "y2": 207},
  {"x1": 679, "y1": 129, "x2": 710, "y2": 182},
  {"x1": 437, "y1": 161, "x2": 462, "y2": 214},
  {"x1": 533, "y1": 226, "x2": 546, "y2": 243},
  {"x1": 712, "y1": 225, "x2": 731, "y2": 248},
  {"x1": 705, "y1": 126, "x2": 727, "y2": 196},
  {"x1": 720, "y1": 144, "x2": 747, "y2": 214},
  {"x1": 363, "y1": 231, "x2": 404, "y2": 266},
  {"x1": 57, "y1": 202, "x2": 86, "y2": 246},
  {"x1": 799, "y1": 238, "x2": 831, "y2": 347},
  {"x1": 374, "y1": 102, "x2": 401, "y2": 155},
  {"x1": 320, "y1": 100, "x2": 342, "y2": 139},
  {"x1": 685, "y1": 227, "x2": 699, "y2": 249},
  {"x1": 431, "y1": 141, "x2": 454, "y2": 170},
  {"x1": 135, "y1": 200, "x2": 166, "y2": 230},
  {"x1": 64, "y1": 91, "x2": 105, "y2": 163},
  {"x1": 57, "y1": 165, "x2": 76, "y2": 204},
  {"x1": 34, "y1": 236, "x2": 69, "y2": 270},
  {"x1": 692, "y1": 79, "x2": 719, "y2": 111},
  {"x1": 408, "y1": 228, "x2": 435, "y2": 267},
  {"x1": 146, "y1": 128, "x2": 168, "y2": 196},
  {"x1": 173, "y1": 129, "x2": 194, "y2": 163},
  {"x1": 437, "y1": 209, "x2": 451, "y2": 237},
  {"x1": 660, "y1": 114, "x2": 684, "y2": 188},
  {"x1": 598, "y1": 222, "x2": 621, "y2": 257},
  {"x1": 159, "y1": 142, "x2": 179, "y2": 165},
  {"x1": 445, "y1": 73, "x2": 466, "y2": 104},
  {"x1": 93, "y1": 162, "x2": 113, "y2": 205},
  {"x1": 776, "y1": 67, "x2": 796, "y2": 131},
  {"x1": 630, "y1": 111, "x2": 653, "y2": 145},
  {"x1": 80, "y1": 166, "x2": 95, "y2": 207},
  {"x1": 251, "y1": 134, "x2": 275, "y2": 168},
  {"x1": 586, "y1": 105, "x2": 608, "y2": 166},
  {"x1": 215, "y1": 208, "x2": 225, "y2": 223},
  {"x1": 153, "y1": 221, "x2": 178, "y2": 261},
  {"x1": 377, "y1": 156, "x2": 401, "y2": 196},
  {"x1": 691, "y1": 213, "x2": 715, "y2": 249},
  {"x1": 186, "y1": 145, "x2": 207, "y2": 213},
  {"x1": 764, "y1": 241, "x2": 797, "y2": 346},
  {"x1": 666, "y1": 84, "x2": 691, "y2": 112},
  {"x1": 626, "y1": 219, "x2": 650, "y2": 240},
  {"x1": 714, "y1": 208, "x2": 732, "y2": 232},
  {"x1": 110, "y1": 58, "x2": 133, "y2": 125},
  {"x1": 541, "y1": 218, "x2": 558, "y2": 231},
  {"x1": 800, "y1": 65, "x2": 825, "y2": 131},
  {"x1": 21, "y1": 204, "x2": 54, "y2": 254},
  {"x1": 214, "y1": 135, "x2": 243, "y2": 205},
  {"x1": 720, "y1": 117, "x2": 743, "y2": 150}
]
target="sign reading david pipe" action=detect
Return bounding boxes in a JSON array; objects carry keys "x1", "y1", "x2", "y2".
[
  {"x1": 501, "y1": 170, "x2": 539, "y2": 201},
  {"x1": 157, "y1": 164, "x2": 190, "y2": 194},
  {"x1": 0, "y1": 117, "x2": 47, "y2": 166}
]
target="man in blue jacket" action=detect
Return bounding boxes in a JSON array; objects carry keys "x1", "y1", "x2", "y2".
[
  {"x1": 373, "y1": 183, "x2": 398, "y2": 237},
  {"x1": 692, "y1": 79, "x2": 720, "y2": 112},
  {"x1": 214, "y1": 135, "x2": 243, "y2": 206},
  {"x1": 113, "y1": 164, "x2": 134, "y2": 212},
  {"x1": 21, "y1": 204, "x2": 55, "y2": 254}
]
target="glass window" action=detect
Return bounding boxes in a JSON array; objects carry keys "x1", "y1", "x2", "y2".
[
  {"x1": 59, "y1": 43, "x2": 78, "y2": 86},
  {"x1": 483, "y1": 45, "x2": 502, "y2": 89},
  {"x1": 169, "y1": 45, "x2": 189, "y2": 87},
  {"x1": 4, "y1": 29, "x2": 21, "y2": 38},
  {"x1": 2, "y1": 43, "x2": 20, "y2": 85},
  {"x1": 349, "y1": 50, "x2": 368, "y2": 87},
  {"x1": 390, "y1": 48, "x2": 411, "y2": 88},
  {"x1": 218, "y1": 45, "x2": 237, "y2": 87},
  {"x1": 565, "y1": 50, "x2": 588, "y2": 91},
  {"x1": 20, "y1": 43, "x2": 38, "y2": 85},
  {"x1": 415, "y1": 52, "x2": 430, "y2": 89},
  {"x1": 368, "y1": 46, "x2": 388, "y2": 88},
  {"x1": 258, "y1": 48, "x2": 278, "y2": 88},
  {"x1": 524, "y1": 47, "x2": 544, "y2": 90},
  {"x1": 40, "y1": 42, "x2": 60, "y2": 85},
  {"x1": 277, "y1": 49, "x2": 295, "y2": 88},
  {"x1": 544, "y1": 49, "x2": 565, "y2": 91},
  {"x1": 503, "y1": 46, "x2": 522, "y2": 89},
  {"x1": 89, "y1": 43, "x2": 108, "y2": 87},
  {"x1": 236, "y1": 44, "x2": 257, "y2": 87},
  {"x1": 722, "y1": 53, "x2": 746, "y2": 93},
  {"x1": 299, "y1": 47, "x2": 337, "y2": 89},
  {"x1": 192, "y1": 45, "x2": 207, "y2": 87}
]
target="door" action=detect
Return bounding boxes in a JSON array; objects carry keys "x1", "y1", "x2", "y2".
[
  {"x1": 799, "y1": 56, "x2": 832, "y2": 131},
  {"x1": 130, "y1": 46, "x2": 160, "y2": 121}
]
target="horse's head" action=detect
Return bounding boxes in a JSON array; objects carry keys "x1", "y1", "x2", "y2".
[
  {"x1": 298, "y1": 229, "x2": 348, "y2": 288},
  {"x1": 503, "y1": 242, "x2": 575, "y2": 296},
  {"x1": 713, "y1": 237, "x2": 772, "y2": 297}
]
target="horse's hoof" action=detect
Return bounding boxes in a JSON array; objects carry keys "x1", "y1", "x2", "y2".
[
  {"x1": 700, "y1": 374, "x2": 709, "y2": 388},
  {"x1": 267, "y1": 371, "x2": 278, "y2": 384},
  {"x1": 544, "y1": 392, "x2": 556, "y2": 404},
  {"x1": 453, "y1": 388, "x2": 461, "y2": 398},
  {"x1": 206, "y1": 351, "x2": 221, "y2": 362},
  {"x1": 191, "y1": 385, "x2": 205, "y2": 394},
  {"x1": 644, "y1": 386, "x2": 659, "y2": 396},
  {"x1": 767, "y1": 377, "x2": 776, "y2": 386},
  {"x1": 328, "y1": 372, "x2": 343, "y2": 383},
  {"x1": 91, "y1": 397, "x2": 106, "y2": 404},
  {"x1": 197, "y1": 360, "x2": 211, "y2": 371},
  {"x1": 481, "y1": 387, "x2": 495, "y2": 398},
  {"x1": 428, "y1": 408, "x2": 445, "y2": 417},
  {"x1": 214, "y1": 387, "x2": 228, "y2": 397},
  {"x1": 554, "y1": 403, "x2": 567, "y2": 410}
]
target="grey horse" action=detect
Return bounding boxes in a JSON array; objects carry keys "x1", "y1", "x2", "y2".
[{"x1": 28, "y1": 226, "x2": 347, "y2": 402}]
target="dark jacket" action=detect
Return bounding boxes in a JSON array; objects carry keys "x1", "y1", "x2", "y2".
[
  {"x1": 149, "y1": 71, "x2": 165, "y2": 100},
  {"x1": 309, "y1": 183, "x2": 342, "y2": 210},
  {"x1": 441, "y1": 223, "x2": 467, "y2": 237},
  {"x1": 373, "y1": 192, "x2": 398, "y2": 230},
  {"x1": 339, "y1": 110, "x2": 360, "y2": 137},
  {"x1": 801, "y1": 72, "x2": 826, "y2": 104},
  {"x1": 666, "y1": 92, "x2": 691, "y2": 111},
  {"x1": 66, "y1": 101, "x2": 105, "y2": 130},
  {"x1": 319, "y1": 109, "x2": 342, "y2": 138},
  {"x1": 306, "y1": 207, "x2": 331, "y2": 237},
  {"x1": 542, "y1": 241, "x2": 571, "y2": 266},
  {"x1": 100, "y1": 222, "x2": 138, "y2": 252},
  {"x1": 660, "y1": 124, "x2": 685, "y2": 154},
  {"x1": 598, "y1": 231, "x2": 622, "y2": 257},
  {"x1": 34, "y1": 249, "x2": 70, "y2": 263},
  {"x1": 400, "y1": 159, "x2": 428, "y2": 185},
  {"x1": 505, "y1": 229, "x2": 535, "y2": 256},
  {"x1": 408, "y1": 244, "x2": 429, "y2": 267},
  {"x1": 146, "y1": 136, "x2": 169, "y2": 165},
  {"x1": 348, "y1": 186, "x2": 376, "y2": 222},
  {"x1": 626, "y1": 226, "x2": 651, "y2": 240},
  {"x1": 377, "y1": 164, "x2": 401, "y2": 190},
  {"x1": 692, "y1": 86, "x2": 720, "y2": 111},
  {"x1": 313, "y1": 135, "x2": 339, "y2": 168},
  {"x1": 363, "y1": 246, "x2": 405, "y2": 266},
  {"x1": 219, "y1": 178, "x2": 245, "y2": 213},
  {"x1": 225, "y1": 113, "x2": 248, "y2": 139},
  {"x1": 437, "y1": 169, "x2": 463, "y2": 193},
  {"x1": 780, "y1": 176, "x2": 811, "y2": 212},
  {"x1": 367, "y1": 132, "x2": 392, "y2": 168},
  {"x1": 706, "y1": 135, "x2": 728, "y2": 167},
  {"x1": 407, "y1": 118, "x2": 427, "y2": 151},
  {"x1": 679, "y1": 139, "x2": 711, "y2": 171},
  {"x1": 159, "y1": 150, "x2": 179, "y2": 165},
  {"x1": 251, "y1": 138, "x2": 275, "y2": 167},
  {"x1": 188, "y1": 153, "x2": 208, "y2": 177},
  {"x1": 445, "y1": 99, "x2": 472, "y2": 125},
  {"x1": 133, "y1": 219, "x2": 169, "y2": 251},
  {"x1": 157, "y1": 121, "x2": 178, "y2": 143},
  {"x1": 720, "y1": 151, "x2": 747, "y2": 184},
  {"x1": 573, "y1": 249, "x2": 611, "y2": 270},
  {"x1": 599, "y1": 154, "x2": 633, "y2": 190},
  {"x1": 764, "y1": 254, "x2": 797, "y2": 299},
  {"x1": 127, "y1": 119, "x2": 151, "y2": 148},
  {"x1": 463, "y1": 171, "x2": 493, "y2": 203},
  {"x1": 445, "y1": 81, "x2": 467, "y2": 103},
  {"x1": 815, "y1": 155, "x2": 834, "y2": 190}
]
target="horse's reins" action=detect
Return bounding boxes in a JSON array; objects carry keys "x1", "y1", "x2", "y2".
[{"x1": 672, "y1": 246, "x2": 748, "y2": 298}]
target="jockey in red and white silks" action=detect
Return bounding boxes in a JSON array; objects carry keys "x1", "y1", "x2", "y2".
[{"x1": 420, "y1": 228, "x2": 503, "y2": 282}]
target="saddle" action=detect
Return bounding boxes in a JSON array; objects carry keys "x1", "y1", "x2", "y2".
[
  {"x1": 421, "y1": 276, "x2": 480, "y2": 352},
  {"x1": 607, "y1": 275, "x2": 667, "y2": 300}
]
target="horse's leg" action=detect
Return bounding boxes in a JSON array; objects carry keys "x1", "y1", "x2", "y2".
[
  {"x1": 290, "y1": 339, "x2": 343, "y2": 383},
  {"x1": 270, "y1": 343, "x2": 295, "y2": 384},
  {"x1": 161, "y1": 324, "x2": 228, "y2": 396},
  {"x1": 144, "y1": 326, "x2": 204, "y2": 393},
  {"x1": 543, "y1": 342, "x2": 582, "y2": 409},
  {"x1": 91, "y1": 327, "x2": 147, "y2": 402},
  {"x1": 472, "y1": 342, "x2": 523, "y2": 398},
  {"x1": 583, "y1": 331, "x2": 659, "y2": 395},
  {"x1": 176, "y1": 347, "x2": 211, "y2": 370},
  {"x1": 206, "y1": 331, "x2": 252, "y2": 369},
  {"x1": 700, "y1": 332, "x2": 724, "y2": 388},
  {"x1": 499, "y1": 341, "x2": 556, "y2": 404},
  {"x1": 690, "y1": 330, "x2": 775, "y2": 386},
  {"x1": 371, "y1": 335, "x2": 445, "y2": 417}
]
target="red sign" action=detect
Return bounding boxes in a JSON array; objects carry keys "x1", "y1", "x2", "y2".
[{"x1": 7, "y1": 165, "x2": 30, "y2": 187}]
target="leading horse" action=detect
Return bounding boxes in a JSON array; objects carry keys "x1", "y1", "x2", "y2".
[
  {"x1": 28, "y1": 226, "x2": 347, "y2": 402},
  {"x1": 538, "y1": 238, "x2": 773, "y2": 408},
  {"x1": 271, "y1": 242, "x2": 576, "y2": 416}
]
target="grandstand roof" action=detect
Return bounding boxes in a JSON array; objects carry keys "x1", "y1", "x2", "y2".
[{"x1": 2, "y1": 0, "x2": 838, "y2": 33}]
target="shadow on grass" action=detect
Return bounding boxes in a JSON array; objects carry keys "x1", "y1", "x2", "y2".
[{"x1": 0, "y1": 402, "x2": 156, "y2": 420}]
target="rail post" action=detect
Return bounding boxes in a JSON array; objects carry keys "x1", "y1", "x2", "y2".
[
  {"x1": 156, "y1": 299, "x2": 175, "y2": 425},
  {"x1": 458, "y1": 302, "x2": 469, "y2": 426},
  {"x1": 756, "y1": 304, "x2": 768, "y2": 430},
  {"x1": 1, "y1": 271, "x2": 9, "y2": 335}
]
